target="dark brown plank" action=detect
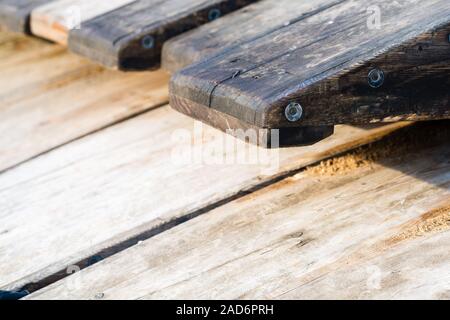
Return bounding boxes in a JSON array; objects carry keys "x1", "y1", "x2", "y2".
[
  {"x1": 68, "y1": 0, "x2": 258, "y2": 70},
  {"x1": 0, "y1": 0, "x2": 54, "y2": 33},
  {"x1": 162, "y1": 0, "x2": 344, "y2": 73},
  {"x1": 170, "y1": 0, "x2": 450, "y2": 145}
]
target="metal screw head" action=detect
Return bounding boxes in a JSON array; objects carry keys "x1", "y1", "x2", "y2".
[
  {"x1": 285, "y1": 102, "x2": 303, "y2": 122},
  {"x1": 208, "y1": 8, "x2": 221, "y2": 21},
  {"x1": 368, "y1": 68, "x2": 385, "y2": 88},
  {"x1": 141, "y1": 35, "x2": 155, "y2": 49}
]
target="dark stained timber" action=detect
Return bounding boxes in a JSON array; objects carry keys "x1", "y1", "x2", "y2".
[
  {"x1": 169, "y1": 0, "x2": 450, "y2": 147},
  {"x1": 0, "y1": 0, "x2": 54, "y2": 33},
  {"x1": 68, "y1": 0, "x2": 258, "y2": 71},
  {"x1": 162, "y1": 0, "x2": 345, "y2": 73}
]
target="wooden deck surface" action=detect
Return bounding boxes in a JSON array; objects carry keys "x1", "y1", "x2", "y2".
[
  {"x1": 0, "y1": 0, "x2": 449, "y2": 300},
  {"x1": 0, "y1": 32, "x2": 168, "y2": 172},
  {"x1": 27, "y1": 122, "x2": 450, "y2": 299}
]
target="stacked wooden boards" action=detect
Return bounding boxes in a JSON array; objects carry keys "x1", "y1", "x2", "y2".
[
  {"x1": 168, "y1": 0, "x2": 450, "y2": 144},
  {"x1": 1, "y1": 28, "x2": 435, "y2": 296},
  {"x1": 0, "y1": 0, "x2": 448, "y2": 300},
  {"x1": 4, "y1": 0, "x2": 447, "y2": 133},
  {"x1": 0, "y1": 0, "x2": 259, "y2": 70}
]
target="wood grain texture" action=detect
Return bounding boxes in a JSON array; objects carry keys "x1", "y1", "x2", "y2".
[
  {"x1": 68, "y1": 0, "x2": 258, "y2": 70},
  {"x1": 162, "y1": 0, "x2": 342, "y2": 73},
  {"x1": 0, "y1": 101, "x2": 409, "y2": 291},
  {"x1": 170, "y1": 0, "x2": 450, "y2": 131},
  {"x1": 27, "y1": 122, "x2": 450, "y2": 300},
  {"x1": 0, "y1": 0, "x2": 54, "y2": 33},
  {"x1": 30, "y1": 0, "x2": 136, "y2": 45},
  {"x1": 0, "y1": 30, "x2": 169, "y2": 172}
]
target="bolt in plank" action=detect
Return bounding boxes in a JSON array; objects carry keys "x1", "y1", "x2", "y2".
[
  {"x1": 0, "y1": 0, "x2": 55, "y2": 33},
  {"x1": 170, "y1": 0, "x2": 450, "y2": 146},
  {"x1": 162, "y1": 0, "x2": 344, "y2": 73},
  {"x1": 30, "y1": 0, "x2": 136, "y2": 45},
  {"x1": 68, "y1": 0, "x2": 258, "y2": 70}
]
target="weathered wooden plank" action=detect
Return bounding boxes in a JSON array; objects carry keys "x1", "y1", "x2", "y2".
[
  {"x1": 170, "y1": 0, "x2": 450, "y2": 144},
  {"x1": 162, "y1": 0, "x2": 342, "y2": 73},
  {"x1": 0, "y1": 29, "x2": 58, "y2": 66},
  {"x1": 68, "y1": 0, "x2": 258, "y2": 70},
  {"x1": 0, "y1": 30, "x2": 169, "y2": 172},
  {"x1": 0, "y1": 0, "x2": 54, "y2": 33},
  {"x1": 0, "y1": 100, "x2": 409, "y2": 291},
  {"x1": 30, "y1": 0, "x2": 136, "y2": 45},
  {"x1": 27, "y1": 122, "x2": 450, "y2": 299}
]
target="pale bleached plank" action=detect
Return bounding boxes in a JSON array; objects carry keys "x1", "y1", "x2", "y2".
[
  {"x1": 0, "y1": 101, "x2": 410, "y2": 291},
  {"x1": 0, "y1": 30, "x2": 169, "y2": 172},
  {"x1": 31, "y1": 0, "x2": 136, "y2": 45},
  {"x1": 26, "y1": 124, "x2": 450, "y2": 300}
]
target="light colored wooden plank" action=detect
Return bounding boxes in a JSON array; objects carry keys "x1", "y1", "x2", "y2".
[
  {"x1": 30, "y1": 0, "x2": 136, "y2": 45},
  {"x1": 0, "y1": 30, "x2": 169, "y2": 172},
  {"x1": 26, "y1": 123, "x2": 450, "y2": 299},
  {"x1": 0, "y1": 30, "x2": 59, "y2": 68},
  {"x1": 0, "y1": 101, "x2": 410, "y2": 291}
]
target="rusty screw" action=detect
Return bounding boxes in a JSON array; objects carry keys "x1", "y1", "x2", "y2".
[{"x1": 285, "y1": 102, "x2": 303, "y2": 122}]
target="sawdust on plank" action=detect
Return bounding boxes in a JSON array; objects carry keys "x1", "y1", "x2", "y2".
[
  {"x1": 306, "y1": 121, "x2": 450, "y2": 176},
  {"x1": 388, "y1": 204, "x2": 450, "y2": 245}
]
